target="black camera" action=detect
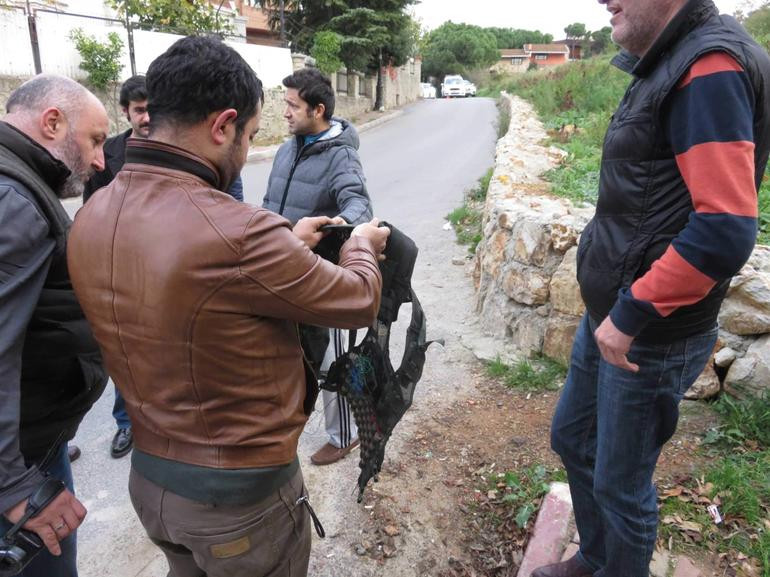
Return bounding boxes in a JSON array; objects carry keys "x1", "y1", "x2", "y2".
[
  {"x1": 0, "y1": 530, "x2": 44, "y2": 576},
  {"x1": 0, "y1": 477, "x2": 65, "y2": 576}
]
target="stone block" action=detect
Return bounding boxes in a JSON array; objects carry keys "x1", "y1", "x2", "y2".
[
  {"x1": 508, "y1": 309, "x2": 547, "y2": 355},
  {"x1": 649, "y1": 549, "x2": 671, "y2": 577},
  {"x1": 549, "y1": 247, "x2": 585, "y2": 317},
  {"x1": 543, "y1": 313, "x2": 581, "y2": 364},
  {"x1": 517, "y1": 483, "x2": 573, "y2": 577},
  {"x1": 502, "y1": 263, "x2": 551, "y2": 306},
  {"x1": 684, "y1": 362, "x2": 721, "y2": 400},
  {"x1": 724, "y1": 333, "x2": 770, "y2": 399},
  {"x1": 673, "y1": 556, "x2": 702, "y2": 577},
  {"x1": 479, "y1": 229, "x2": 511, "y2": 281},
  {"x1": 719, "y1": 268, "x2": 770, "y2": 335},
  {"x1": 511, "y1": 219, "x2": 551, "y2": 266},
  {"x1": 714, "y1": 347, "x2": 737, "y2": 368},
  {"x1": 549, "y1": 215, "x2": 586, "y2": 254}
]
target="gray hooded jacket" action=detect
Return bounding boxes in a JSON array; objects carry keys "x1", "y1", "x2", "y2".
[{"x1": 263, "y1": 118, "x2": 371, "y2": 225}]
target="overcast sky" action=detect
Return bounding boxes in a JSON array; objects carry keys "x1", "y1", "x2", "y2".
[{"x1": 412, "y1": 0, "x2": 763, "y2": 38}]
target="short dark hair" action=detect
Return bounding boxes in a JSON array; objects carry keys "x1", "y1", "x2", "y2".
[
  {"x1": 283, "y1": 67, "x2": 335, "y2": 120},
  {"x1": 146, "y1": 36, "x2": 263, "y2": 136},
  {"x1": 119, "y1": 75, "x2": 147, "y2": 108}
]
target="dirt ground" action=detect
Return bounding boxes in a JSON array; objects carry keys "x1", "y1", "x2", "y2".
[{"x1": 337, "y1": 359, "x2": 724, "y2": 577}]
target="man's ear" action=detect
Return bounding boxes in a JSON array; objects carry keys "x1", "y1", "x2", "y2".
[
  {"x1": 315, "y1": 103, "x2": 326, "y2": 119},
  {"x1": 210, "y1": 109, "x2": 238, "y2": 145},
  {"x1": 40, "y1": 107, "x2": 65, "y2": 142}
]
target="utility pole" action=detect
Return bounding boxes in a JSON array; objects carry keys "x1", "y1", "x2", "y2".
[
  {"x1": 279, "y1": 0, "x2": 286, "y2": 46},
  {"x1": 374, "y1": 47, "x2": 384, "y2": 110},
  {"x1": 125, "y1": 6, "x2": 136, "y2": 76},
  {"x1": 26, "y1": 0, "x2": 42, "y2": 74}
]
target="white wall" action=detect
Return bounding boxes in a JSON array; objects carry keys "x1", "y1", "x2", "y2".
[
  {"x1": 0, "y1": 10, "x2": 37, "y2": 76},
  {"x1": 0, "y1": 9, "x2": 292, "y2": 88}
]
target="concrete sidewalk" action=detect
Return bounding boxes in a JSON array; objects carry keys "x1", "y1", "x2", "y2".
[
  {"x1": 246, "y1": 109, "x2": 404, "y2": 163},
  {"x1": 518, "y1": 483, "x2": 708, "y2": 577}
]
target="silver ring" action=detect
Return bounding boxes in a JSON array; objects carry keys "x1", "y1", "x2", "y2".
[{"x1": 54, "y1": 522, "x2": 66, "y2": 531}]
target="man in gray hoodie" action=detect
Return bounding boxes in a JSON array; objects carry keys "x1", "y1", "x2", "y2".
[{"x1": 263, "y1": 67, "x2": 371, "y2": 465}]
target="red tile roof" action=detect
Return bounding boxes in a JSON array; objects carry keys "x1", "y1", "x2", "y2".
[
  {"x1": 524, "y1": 43, "x2": 570, "y2": 54},
  {"x1": 500, "y1": 48, "x2": 528, "y2": 57}
]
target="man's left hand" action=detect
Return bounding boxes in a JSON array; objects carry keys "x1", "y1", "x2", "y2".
[
  {"x1": 594, "y1": 316, "x2": 639, "y2": 373},
  {"x1": 293, "y1": 216, "x2": 335, "y2": 249}
]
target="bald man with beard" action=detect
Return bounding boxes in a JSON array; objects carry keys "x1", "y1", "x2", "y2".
[{"x1": 0, "y1": 74, "x2": 109, "y2": 577}]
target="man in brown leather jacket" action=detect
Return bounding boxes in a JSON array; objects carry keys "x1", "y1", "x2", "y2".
[{"x1": 67, "y1": 36, "x2": 388, "y2": 577}]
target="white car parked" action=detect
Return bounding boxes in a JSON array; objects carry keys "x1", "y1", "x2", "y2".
[
  {"x1": 420, "y1": 82, "x2": 437, "y2": 99},
  {"x1": 463, "y1": 80, "x2": 477, "y2": 97},
  {"x1": 441, "y1": 75, "x2": 465, "y2": 98}
]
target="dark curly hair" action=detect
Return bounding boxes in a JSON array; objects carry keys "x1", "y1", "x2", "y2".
[
  {"x1": 146, "y1": 36, "x2": 263, "y2": 137},
  {"x1": 119, "y1": 75, "x2": 147, "y2": 108},
  {"x1": 283, "y1": 67, "x2": 335, "y2": 120}
]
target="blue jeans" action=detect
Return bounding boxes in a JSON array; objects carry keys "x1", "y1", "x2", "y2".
[
  {"x1": 551, "y1": 314, "x2": 717, "y2": 577},
  {"x1": 0, "y1": 443, "x2": 78, "y2": 577},
  {"x1": 112, "y1": 386, "x2": 131, "y2": 430}
]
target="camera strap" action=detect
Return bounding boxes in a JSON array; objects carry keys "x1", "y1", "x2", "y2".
[{"x1": 3, "y1": 478, "x2": 65, "y2": 541}]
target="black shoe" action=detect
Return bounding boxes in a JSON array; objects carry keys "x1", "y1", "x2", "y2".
[
  {"x1": 67, "y1": 445, "x2": 81, "y2": 463},
  {"x1": 110, "y1": 427, "x2": 133, "y2": 458},
  {"x1": 532, "y1": 555, "x2": 593, "y2": 577}
]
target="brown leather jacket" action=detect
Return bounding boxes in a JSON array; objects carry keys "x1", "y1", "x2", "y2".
[{"x1": 67, "y1": 139, "x2": 382, "y2": 469}]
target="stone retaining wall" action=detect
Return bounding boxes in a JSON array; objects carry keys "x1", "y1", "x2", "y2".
[{"x1": 474, "y1": 93, "x2": 769, "y2": 400}]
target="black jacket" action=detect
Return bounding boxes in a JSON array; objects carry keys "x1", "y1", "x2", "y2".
[
  {"x1": 83, "y1": 128, "x2": 131, "y2": 203},
  {"x1": 576, "y1": 0, "x2": 770, "y2": 342},
  {"x1": 0, "y1": 121, "x2": 107, "y2": 511},
  {"x1": 0, "y1": 123, "x2": 107, "y2": 457}
]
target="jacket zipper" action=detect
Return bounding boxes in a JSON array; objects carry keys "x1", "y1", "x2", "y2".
[{"x1": 278, "y1": 138, "x2": 311, "y2": 217}]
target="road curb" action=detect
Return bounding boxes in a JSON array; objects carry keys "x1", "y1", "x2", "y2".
[
  {"x1": 246, "y1": 109, "x2": 405, "y2": 164},
  {"x1": 522, "y1": 485, "x2": 710, "y2": 577},
  {"x1": 517, "y1": 482, "x2": 574, "y2": 577}
]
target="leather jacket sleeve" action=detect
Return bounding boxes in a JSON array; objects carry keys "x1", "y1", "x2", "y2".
[
  {"x1": 0, "y1": 185, "x2": 51, "y2": 513},
  {"x1": 238, "y1": 209, "x2": 381, "y2": 329}
]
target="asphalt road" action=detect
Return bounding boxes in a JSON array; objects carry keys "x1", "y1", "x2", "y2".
[{"x1": 71, "y1": 96, "x2": 499, "y2": 577}]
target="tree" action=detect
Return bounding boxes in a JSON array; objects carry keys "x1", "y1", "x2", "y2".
[
  {"x1": 70, "y1": 29, "x2": 124, "y2": 91},
  {"x1": 590, "y1": 26, "x2": 613, "y2": 55},
  {"x1": 421, "y1": 22, "x2": 499, "y2": 81},
  {"x1": 311, "y1": 30, "x2": 343, "y2": 75},
  {"x1": 486, "y1": 27, "x2": 553, "y2": 49},
  {"x1": 564, "y1": 22, "x2": 588, "y2": 40},
  {"x1": 110, "y1": 0, "x2": 233, "y2": 35},
  {"x1": 742, "y1": 3, "x2": 770, "y2": 50},
  {"x1": 259, "y1": 0, "x2": 418, "y2": 108}
]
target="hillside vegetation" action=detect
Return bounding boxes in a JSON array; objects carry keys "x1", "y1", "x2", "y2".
[{"x1": 482, "y1": 56, "x2": 770, "y2": 243}]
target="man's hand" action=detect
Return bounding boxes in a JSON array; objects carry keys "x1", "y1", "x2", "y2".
[
  {"x1": 293, "y1": 216, "x2": 334, "y2": 249},
  {"x1": 594, "y1": 316, "x2": 639, "y2": 372},
  {"x1": 352, "y1": 218, "x2": 390, "y2": 258},
  {"x1": 4, "y1": 490, "x2": 87, "y2": 556}
]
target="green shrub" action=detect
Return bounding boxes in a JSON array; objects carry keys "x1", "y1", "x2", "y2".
[{"x1": 70, "y1": 29, "x2": 123, "y2": 91}]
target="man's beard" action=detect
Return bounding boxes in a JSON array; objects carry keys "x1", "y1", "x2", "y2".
[
  {"x1": 50, "y1": 131, "x2": 94, "y2": 199},
  {"x1": 220, "y1": 139, "x2": 244, "y2": 193}
]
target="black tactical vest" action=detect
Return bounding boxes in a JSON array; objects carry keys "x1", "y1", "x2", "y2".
[{"x1": 577, "y1": 0, "x2": 770, "y2": 342}]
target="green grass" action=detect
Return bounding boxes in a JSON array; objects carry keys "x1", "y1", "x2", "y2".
[
  {"x1": 496, "y1": 97, "x2": 512, "y2": 139},
  {"x1": 486, "y1": 355, "x2": 567, "y2": 391},
  {"x1": 658, "y1": 450, "x2": 770, "y2": 575},
  {"x1": 702, "y1": 393, "x2": 770, "y2": 450},
  {"x1": 759, "y1": 177, "x2": 770, "y2": 244},
  {"x1": 482, "y1": 464, "x2": 567, "y2": 531},
  {"x1": 446, "y1": 168, "x2": 494, "y2": 253},
  {"x1": 658, "y1": 395, "x2": 770, "y2": 574}
]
